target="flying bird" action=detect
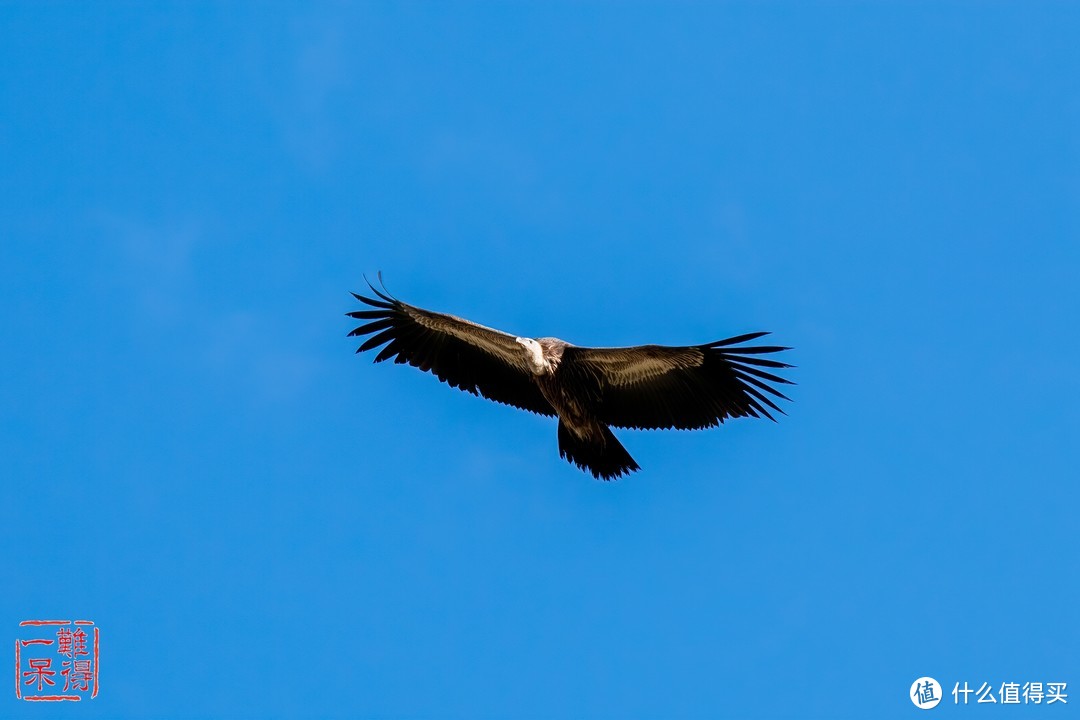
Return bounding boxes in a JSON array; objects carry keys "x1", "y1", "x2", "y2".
[{"x1": 347, "y1": 278, "x2": 793, "y2": 480}]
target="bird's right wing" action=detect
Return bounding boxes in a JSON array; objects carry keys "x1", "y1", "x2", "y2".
[
  {"x1": 347, "y1": 281, "x2": 556, "y2": 417},
  {"x1": 563, "y1": 333, "x2": 793, "y2": 430}
]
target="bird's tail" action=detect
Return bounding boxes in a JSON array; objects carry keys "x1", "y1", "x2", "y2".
[{"x1": 558, "y1": 420, "x2": 640, "y2": 480}]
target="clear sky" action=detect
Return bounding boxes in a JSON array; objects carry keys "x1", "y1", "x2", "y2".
[{"x1": 2, "y1": 3, "x2": 1078, "y2": 718}]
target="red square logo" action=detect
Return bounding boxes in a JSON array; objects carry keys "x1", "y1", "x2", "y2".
[{"x1": 15, "y1": 620, "x2": 99, "y2": 702}]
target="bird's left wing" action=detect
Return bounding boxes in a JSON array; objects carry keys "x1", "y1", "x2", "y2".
[
  {"x1": 562, "y1": 333, "x2": 793, "y2": 430},
  {"x1": 347, "y1": 282, "x2": 556, "y2": 417}
]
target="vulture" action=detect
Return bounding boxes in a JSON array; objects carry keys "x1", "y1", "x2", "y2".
[{"x1": 348, "y1": 278, "x2": 793, "y2": 480}]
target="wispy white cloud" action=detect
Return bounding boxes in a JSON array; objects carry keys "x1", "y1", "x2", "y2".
[
  {"x1": 202, "y1": 309, "x2": 323, "y2": 405},
  {"x1": 91, "y1": 210, "x2": 204, "y2": 321},
  {"x1": 93, "y1": 211, "x2": 324, "y2": 406}
]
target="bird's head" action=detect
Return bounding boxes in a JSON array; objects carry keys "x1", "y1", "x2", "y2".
[{"x1": 516, "y1": 337, "x2": 547, "y2": 375}]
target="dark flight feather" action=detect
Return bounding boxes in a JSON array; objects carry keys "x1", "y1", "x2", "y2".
[{"x1": 562, "y1": 339, "x2": 792, "y2": 430}]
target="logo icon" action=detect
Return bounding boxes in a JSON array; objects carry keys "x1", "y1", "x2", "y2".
[
  {"x1": 911, "y1": 676, "x2": 942, "y2": 709},
  {"x1": 15, "y1": 620, "x2": 99, "y2": 702}
]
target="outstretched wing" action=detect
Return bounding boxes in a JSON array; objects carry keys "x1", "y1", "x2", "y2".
[
  {"x1": 347, "y1": 280, "x2": 556, "y2": 417},
  {"x1": 562, "y1": 332, "x2": 793, "y2": 430}
]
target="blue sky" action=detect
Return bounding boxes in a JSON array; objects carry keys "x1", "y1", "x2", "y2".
[{"x1": 2, "y1": 2, "x2": 1078, "y2": 718}]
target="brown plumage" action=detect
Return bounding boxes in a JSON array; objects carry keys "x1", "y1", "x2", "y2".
[{"x1": 347, "y1": 278, "x2": 793, "y2": 480}]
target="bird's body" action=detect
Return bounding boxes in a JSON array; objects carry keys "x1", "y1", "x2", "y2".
[{"x1": 348, "y1": 279, "x2": 792, "y2": 479}]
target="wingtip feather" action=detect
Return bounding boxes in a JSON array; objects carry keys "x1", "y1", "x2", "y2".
[{"x1": 363, "y1": 271, "x2": 396, "y2": 303}]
